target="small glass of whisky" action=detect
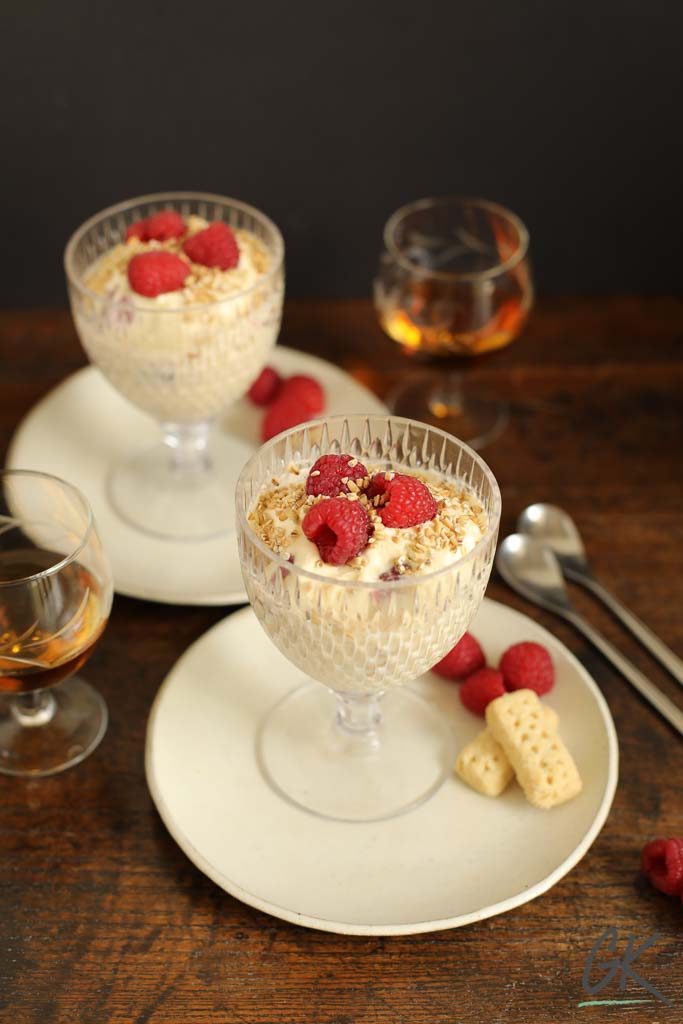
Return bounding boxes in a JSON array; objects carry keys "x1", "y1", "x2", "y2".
[
  {"x1": 374, "y1": 197, "x2": 533, "y2": 448},
  {"x1": 0, "y1": 470, "x2": 113, "y2": 776}
]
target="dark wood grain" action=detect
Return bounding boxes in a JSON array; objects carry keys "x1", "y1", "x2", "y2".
[{"x1": 0, "y1": 300, "x2": 682, "y2": 1024}]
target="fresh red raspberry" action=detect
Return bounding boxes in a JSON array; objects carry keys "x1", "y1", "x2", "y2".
[
  {"x1": 368, "y1": 472, "x2": 437, "y2": 528},
  {"x1": 432, "y1": 632, "x2": 486, "y2": 680},
  {"x1": 500, "y1": 641, "x2": 555, "y2": 696},
  {"x1": 280, "y1": 375, "x2": 325, "y2": 415},
  {"x1": 306, "y1": 454, "x2": 368, "y2": 498},
  {"x1": 126, "y1": 210, "x2": 186, "y2": 242},
  {"x1": 459, "y1": 668, "x2": 506, "y2": 717},
  {"x1": 641, "y1": 838, "x2": 683, "y2": 897},
  {"x1": 302, "y1": 497, "x2": 370, "y2": 565},
  {"x1": 261, "y1": 397, "x2": 310, "y2": 442},
  {"x1": 248, "y1": 366, "x2": 282, "y2": 406},
  {"x1": 127, "y1": 251, "x2": 190, "y2": 297},
  {"x1": 182, "y1": 221, "x2": 239, "y2": 270}
]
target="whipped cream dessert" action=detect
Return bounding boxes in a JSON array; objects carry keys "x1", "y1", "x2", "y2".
[
  {"x1": 241, "y1": 453, "x2": 494, "y2": 693},
  {"x1": 249, "y1": 462, "x2": 486, "y2": 582},
  {"x1": 68, "y1": 209, "x2": 284, "y2": 422}
]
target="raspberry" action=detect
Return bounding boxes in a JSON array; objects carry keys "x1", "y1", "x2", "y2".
[
  {"x1": 459, "y1": 668, "x2": 506, "y2": 717},
  {"x1": 500, "y1": 642, "x2": 555, "y2": 696},
  {"x1": 368, "y1": 473, "x2": 437, "y2": 529},
  {"x1": 126, "y1": 210, "x2": 186, "y2": 242},
  {"x1": 306, "y1": 454, "x2": 368, "y2": 498},
  {"x1": 261, "y1": 397, "x2": 310, "y2": 442},
  {"x1": 280, "y1": 375, "x2": 325, "y2": 415},
  {"x1": 642, "y1": 838, "x2": 683, "y2": 897},
  {"x1": 127, "y1": 251, "x2": 190, "y2": 297},
  {"x1": 183, "y1": 221, "x2": 239, "y2": 270},
  {"x1": 248, "y1": 366, "x2": 282, "y2": 406},
  {"x1": 433, "y1": 632, "x2": 486, "y2": 680},
  {"x1": 302, "y1": 497, "x2": 370, "y2": 565}
]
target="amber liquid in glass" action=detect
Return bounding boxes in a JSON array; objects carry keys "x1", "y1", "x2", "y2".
[
  {"x1": 379, "y1": 285, "x2": 529, "y2": 357},
  {"x1": 0, "y1": 549, "x2": 106, "y2": 693}
]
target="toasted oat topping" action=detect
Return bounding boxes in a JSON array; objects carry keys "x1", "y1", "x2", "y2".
[
  {"x1": 248, "y1": 463, "x2": 487, "y2": 580},
  {"x1": 84, "y1": 215, "x2": 270, "y2": 306}
]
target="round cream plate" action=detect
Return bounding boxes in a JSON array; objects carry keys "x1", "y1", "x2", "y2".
[
  {"x1": 7, "y1": 348, "x2": 387, "y2": 606},
  {"x1": 145, "y1": 598, "x2": 619, "y2": 935}
]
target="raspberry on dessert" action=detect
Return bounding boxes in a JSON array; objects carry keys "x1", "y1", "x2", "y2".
[
  {"x1": 126, "y1": 210, "x2": 186, "y2": 242},
  {"x1": 459, "y1": 668, "x2": 507, "y2": 717},
  {"x1": 261, "y1": 397, "x2": 310, "y2": 442},
  {"x1": 183, "y1": 221, "x2": 239, "y2": 270},
  {"x1": 127, "y1": 251, "x2": 190, "y2": 298},
  {"x1": 248, "y1": 366, "x2": 282, "y2": 406},
  {"x1": 433, "y1": 632, "x2": 486, "y2": 680},
  {"x1": 641, "y1": 838, "x2": 683, "y2": 896},
  {"x1": 500, "y1": 642, "x2": 555, "y2": 696},
  {"x1": 369, "y1": 472, "x2": 437, "y2": 529},
  {"x1": 306, "y1": 454, "x2": 368, "y2": 498},
  {"x1": 280, "y1": 375, "x2": 325, "y2": 415},
  {"x1": 302, "y1": 497, "x2": 371, "y2": 565}
]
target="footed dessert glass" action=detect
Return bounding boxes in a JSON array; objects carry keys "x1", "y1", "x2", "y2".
[
  {"x1": 65, "y1": 192, "x2": 285, "y2": 542},
  {"x1": 236, "y1": 414, "x2": 501, "y2": 822}
]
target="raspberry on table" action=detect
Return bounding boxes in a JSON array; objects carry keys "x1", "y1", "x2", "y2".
[
  {"x1": 302, "y1": 497, "x2": 371, "y2": 565},
  {"x1": 280, "y1": 375, "x2": 325, "y2": 415},
  {"x1": 641, "y1": 837, "x2": 683, "y2": 896},
  {"x1": 183, "y1": 221, "x2": 239, "y2": 270},
  {"x1": 306, "y1": 454, "x2": 368, "y2": 498},
  {"x1": 500, "y1": 641, "x2": 555, "y2": 696},
  {"x1": 368, "y1": 472, "x2": 437, "y2": 528},
  {"x1": 261, "y1": 397, "x2": 310, "y2": 442},
  {"x1": 126, "y1": 210, "x2": 186, "y2": 242},
  {"x1": 248, "y1": 366, "x2": 282, "y2": 406},
  {"x1": 127, "y1": 251, "x2": 190, "y2": 297},
  {"x1": 433, "y1": 632, "x2": 486, "y2": 680},
  {"x1": 459, "y1": 668, "x2": 506, "y2": 717}
]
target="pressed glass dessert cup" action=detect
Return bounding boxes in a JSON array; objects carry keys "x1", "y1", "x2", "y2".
[
  {"x1": 374, "y1": 197, "x2": 533, "y2": 450},
  {"x1": 0, "y1": 470, "x2": 113, "y2": 776},
  {"x1": 236, "y1": 414, "x2": 501, "y2": 822},
  {"x1": 65, "y1": 191, "x2": 285, "y2": 542}
]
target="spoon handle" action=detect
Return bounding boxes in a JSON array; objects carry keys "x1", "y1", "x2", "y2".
[
  {"x1": 566, "y1": 568, "x2": 683, "y2": 689},
  {"x1": 567, "y1": 610, "x2": 683, "y2": 737}
]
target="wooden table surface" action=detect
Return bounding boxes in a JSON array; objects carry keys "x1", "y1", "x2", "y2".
[{"x1": 1, "y1": 299, "x2": 682, "y2": 1024}]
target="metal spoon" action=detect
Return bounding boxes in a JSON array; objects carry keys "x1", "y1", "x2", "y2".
[
  {"x1": 518, "y1": 503, "x2": 683, "y2": 689},
  {"x1": 496, "y1": 534, "x2": 683, "y2": 737}
]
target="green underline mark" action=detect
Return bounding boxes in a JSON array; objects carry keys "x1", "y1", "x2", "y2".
[{"x1": 578, "y1": 998, "x2": 656, "y2": 1008}]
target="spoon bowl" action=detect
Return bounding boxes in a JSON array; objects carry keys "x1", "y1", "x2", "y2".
[
  {"x1": 496, "y1": 534, "x2": 573, "y2": 612},
  {"x1": 517, "y1": 503, "x2": 589, "y2": 572}
]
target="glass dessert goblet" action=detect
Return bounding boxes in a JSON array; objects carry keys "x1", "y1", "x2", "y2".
[
  {"x1": 236, "y1": 414, "x2": 501, "y2": 822},
  {"x1": 374, "y1": 196, "x2": 533, "y2": 449},
  {"x1": 0, "y1": 470, "x2": 113, "y2": 776},
  {"x1": 65, "y1": 191, "x2": 285, "y2": 542}
]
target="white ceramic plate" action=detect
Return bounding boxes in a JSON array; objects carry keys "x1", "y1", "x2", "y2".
[
  {"x1": 6, "y1": 348, "x2": 387, "y2": 606},
  {"x1": 145, "y1": 598, "x2": 619, "y2": 935}
]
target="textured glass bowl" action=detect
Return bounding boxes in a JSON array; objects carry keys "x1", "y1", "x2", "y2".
[
  {"x1": 64, "y1": 192, "x2": 285, "y2": 541},
  {"x1": 236, "y1": 414, "x2": 501, "y2": 821}
]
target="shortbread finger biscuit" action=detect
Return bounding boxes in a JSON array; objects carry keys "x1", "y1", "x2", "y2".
[
  {"x1": 486, "y1": 690, "x2": 582, "y2": 809},
  {"x1": 455, "y1": 706, "x2": 559, "y2": 797}
]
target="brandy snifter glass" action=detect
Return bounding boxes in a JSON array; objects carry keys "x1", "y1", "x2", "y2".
[
  {"x1": 374, "y1": 196, "x2": 533, "y2": 449},
  {"x1": 0, "y1": 470, "x2": 113, "y2": 776}
]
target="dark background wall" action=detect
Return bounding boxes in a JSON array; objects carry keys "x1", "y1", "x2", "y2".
[{"x1": 2, "y1": 0, "x2": 681, "y2": 305}]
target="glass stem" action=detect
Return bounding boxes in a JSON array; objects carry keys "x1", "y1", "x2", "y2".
[
  {"x1": 335, "y1": 691, "x2": 384, "y2": 754},
  {"x1": 161, "y1": 420, "x2": 214, "y2": 477},
  {"x1": 428, "y1": 371, "x2": 465, "y2": 418},
  {"x1": 12, "y1": 690, "x2": 57, "y2": 728}
]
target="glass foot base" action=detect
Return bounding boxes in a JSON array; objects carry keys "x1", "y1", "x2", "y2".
[
  {"x1": 389, "y1": 374, "x2": 508, "y2": 450},
  {"x1": 0, "y1": 677, "x2": 108, "y2": 777},
  {"x1": 107, "y1": 430, "x2": 254, "y2": 542},
  {"x1": 257, "y1": 683, "x2": 456, "y2": 823}
]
